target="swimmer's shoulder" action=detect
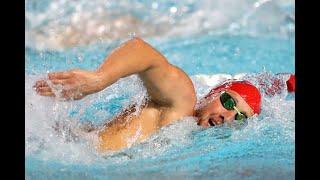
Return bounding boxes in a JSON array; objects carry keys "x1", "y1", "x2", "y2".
[{"x1": 158, "y1": 64, "x2": 196, "y2": 125}]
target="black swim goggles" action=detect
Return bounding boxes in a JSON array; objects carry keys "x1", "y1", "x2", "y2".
[{"x1": 220, "y1": 91, "x2": 247, "y2": 122}]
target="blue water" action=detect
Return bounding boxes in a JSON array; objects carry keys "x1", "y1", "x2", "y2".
[
  {"x1": 26, "y1": 35, "x2": 294, "y2": 75},
  {"x1": 26, "y1": 0, "x2": 295, "y2": 179}
]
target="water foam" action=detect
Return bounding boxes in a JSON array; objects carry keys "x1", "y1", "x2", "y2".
[
  {"x1": 26, "y1": 72, "x2": 294, "y2": 167},
  {"x1": 25, "y1": 0, "x2": 294, "y2": 50},
  {"x1": 26, "y1": 74, "x2": 148, "y2": 164}
]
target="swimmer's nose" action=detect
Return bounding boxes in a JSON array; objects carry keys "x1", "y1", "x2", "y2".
[{"x1": 221, "y1": 110, "x2": 237, "y2": 123}]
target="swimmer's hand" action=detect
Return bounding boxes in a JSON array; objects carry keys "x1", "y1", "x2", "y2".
[{"x1": 34, "y1": 69, "x2": 104, "y2": 100}]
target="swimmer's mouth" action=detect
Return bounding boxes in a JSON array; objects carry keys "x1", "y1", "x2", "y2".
[{"x1": 208, "y1": 118, "x2": 216, "y2": 127}]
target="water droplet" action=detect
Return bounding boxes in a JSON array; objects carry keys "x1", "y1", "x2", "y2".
[
  {"x1": 128, "y1": 32, "x2": 136, "y2": 38},
  {"x1": 170, "y1": 7, "x2": 177, "y2": 14},
  {"x1": 66, "y1": 58, "x2": 72, "y2": 64},
  {"x1": 77, "y1": 54, "x2": 84, "y2": 62},
  {"x1": 234, "y1": 47, "x2": 241, "y2": 56},
  {"x1": 152, "y1": 2, "x2": 158, "y2": 9}
]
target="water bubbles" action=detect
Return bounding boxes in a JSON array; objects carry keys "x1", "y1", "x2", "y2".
[
  {"x1": 39, "y1": 51, "x2": 44, "y2": 58},
  {"x1": 234, "y1": 47, "x2": 241, "y2": 56},
  {"x1": 25, "y1": 0, "x2": 294, "y2": 50},
  {"x1": 254, "y1": 0, "x2": 272, "y2": 8},
  {"x1": 181, "y1": 6, "x2": 189, "y2": 13},
  {"x1": 228, "y1": 23, "x2": 240, "y2": 32},
  {"x1": 96, "y1": 6, "x2": 104, "y2": 14},
  {"x1": 203, "y1": 21, "x2": 210, "y2": 28},
  {"x1": 97, "y1": 25, "x2": 106, "y2": 35},
  {"x1": 50, "y1": 2, "x2": 59, "y2": 11},
  {"x1": 170, "y1": 6, "x2": 177, "y2": 14},
  {"x1": 71, "y1": 14, "x2": 80, "y2": 24},
  {"x1": 66, "y1": 58, "x2": 72, "y2": 65},
  {"x1": 77, "y1": 53, "x2": 84, "y2": 62},
  {"x1": 128, "y1": 32, "x2": 136, "y2": 38},
  {"x1": 152, "y1": 2, "x2": 159, "y2": 9}
]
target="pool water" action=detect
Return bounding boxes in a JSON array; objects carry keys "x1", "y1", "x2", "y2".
[{"x1": 26, "y1": 0, "x2": 294, "y2": 179}]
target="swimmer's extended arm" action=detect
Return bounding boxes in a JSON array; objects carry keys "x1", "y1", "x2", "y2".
[
  {"x1": 34, "y1": 37, "x2": 169, "y2": 100},
  {"x1": 95, "y1": 37, "x2": 170, "y2": 88},
  {"x1": 35, "y1": 37, "x2": 195, "y2": 122}
]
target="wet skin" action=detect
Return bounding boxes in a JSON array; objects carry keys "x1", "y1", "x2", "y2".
[
  {"x1": 34, "y1": 37, "x2": 254, "y2": 152},
  {"x1": 195, "y1": 89, "x2": 254, "y2": 127}
]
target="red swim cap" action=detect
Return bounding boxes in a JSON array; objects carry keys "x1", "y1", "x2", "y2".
[{"x1": 205, "y1": 80, "x2": 261, "y2": 115}]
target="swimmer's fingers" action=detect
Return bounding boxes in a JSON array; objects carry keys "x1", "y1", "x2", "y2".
[
  {"x1": 48, "y1": 71, "x2": 73, "y2": 80},
  {"x1": 34, "y1": 80, "x2": 49, "y2": 88},
  {"x1": 50, "y1": 79, "x2": 69, "y2": 85},
  {"x1": 36, "y1": 86, "x2": 52, "y2": 93},
  {"x1": 36, "y1": 86, "x2": 55, "y2": 96},
  {"x1": 34, "y1": 79, "x2": 69, "y2": 95},
  {"x1": 38, "y1": 91, "x2": 55, "y2": 97},
  {"x1": 34, "y1": 80, "x2": 52, "y2": 95},
  {"x1": 35, "y1": 85, "x2": 77, "y2": 99}
]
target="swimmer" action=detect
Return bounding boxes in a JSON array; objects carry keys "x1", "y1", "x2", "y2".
[{"x1": 34, "y1": 37, "x2": 295, "y2": 152}]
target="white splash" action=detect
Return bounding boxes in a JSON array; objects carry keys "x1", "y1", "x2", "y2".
[{"x1": 26, "y1": 72, "x2": 294, "y2": 165}]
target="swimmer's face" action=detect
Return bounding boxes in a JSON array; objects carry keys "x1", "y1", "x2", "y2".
[{"x1": 195, "y1": 90, "x2": 254, "y2": 127}]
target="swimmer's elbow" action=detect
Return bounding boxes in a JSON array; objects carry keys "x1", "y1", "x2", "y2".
[
  {"x1": 131, "y1": 36, "x2": 144, "y2": 43},
  {"x1": 130, "y1": 37, "x2": 169, "y2": 66},
  {"x1": 128, "y1": 37, "x2": 147, "y2": 47}
]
